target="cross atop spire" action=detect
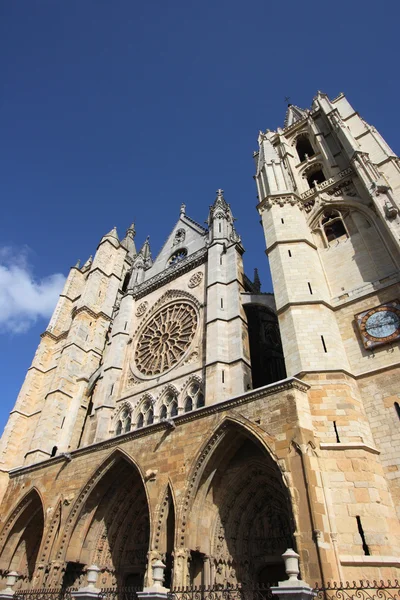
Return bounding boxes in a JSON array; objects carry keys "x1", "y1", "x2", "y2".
[{"x1": 216, "y1": 188, "x2": 224, "y2": 197}]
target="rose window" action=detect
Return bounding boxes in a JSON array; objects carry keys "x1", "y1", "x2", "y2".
[
  {"x1": 168, "y1": 248, "x2": 187, "y2": 265},
  {"x1": 135, "y1": 302, "x2": 197, "y2": 376}
]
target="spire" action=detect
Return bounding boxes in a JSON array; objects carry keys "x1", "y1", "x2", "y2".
[
  {"x1": 99, "y1": 226, "x2": 119, "y2": 247},
  {"x1": 74, "y1": 259, "x2": 81, "y2": 269},
  {"x1": 253, "y1": 268, "x2": 261, "y2": 293},
  {"x1": 208, "y1": 189, "x2": 241, "y2": 244},
  {"x1": 208, "y1": 189, "x2": 230, "y2": 220},
  {"x1": 284, "y1": 104, "x2": 308, "y2": 129},
  {"x1": 82, "y1": 255, "x2": 92, "y2": 271},
  {"x1": 121, "y1": 222, "x2": 137, "y2": 257},
  {"x1": 140, "y1": 236, "x2": 152, "y2": 262},
  {"x1": 132, "y1": 236, "x2": 152, "y2": 269}
]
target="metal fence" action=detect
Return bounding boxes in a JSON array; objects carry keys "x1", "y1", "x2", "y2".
[
  {"x1": 14, "y1": 589, "x2": 77, "y2": 600},
  {"x1": 99, "y1": 587, "x2": 140, "y2": 600},
  {"x1": 168, "y1": 584, "x2": 273, "y2": 600},
  {"x1": 313, "y1": 580, "x2": 400, "y2": 600}
]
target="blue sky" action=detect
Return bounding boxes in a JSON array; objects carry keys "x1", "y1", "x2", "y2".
[{"x1": 1, "y1": 0, "x2": 399, "y2": 435}]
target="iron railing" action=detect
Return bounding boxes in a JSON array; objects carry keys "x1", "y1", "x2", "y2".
[
  {"x1": 14, "y1": 589, "x2": 77, "y2": 600},
  {"x1": 99, "y1": 587, "x2": 140, "y2": 600},
  {"x1": 313, "y1": 581, "x2": 400, "y2": 600},
  {"x1": 168, "y1": 584, "x2": 273, "y2": 600}
]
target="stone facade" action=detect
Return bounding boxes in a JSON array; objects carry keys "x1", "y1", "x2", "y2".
[{"x1": 0, "y1": 93, "x2": 400, "y2": 591}]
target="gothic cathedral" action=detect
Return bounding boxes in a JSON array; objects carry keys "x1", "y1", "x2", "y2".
[{"x1": 0, "y1": 92, "x2": 399, "y2": 590}]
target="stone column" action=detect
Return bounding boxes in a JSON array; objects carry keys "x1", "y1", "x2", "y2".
[
  {"x1": 72, "y1": 565, "x2": 101, "y2": 600},
  {"x1": 172, "y1": 548, "x2": 190, "y2": 588},
  {"x1": 270, "y1": 549, "x2": 316, "y2": 600},
  {"x1": 138, "y1": 560, "x2": 169, "y2": 600},
  {"x1": 203, "y1": 556, "x2": 211, "y2": 587},
  {"x1": 0, "y1": 572, "x2": 19, "y2": 600}
]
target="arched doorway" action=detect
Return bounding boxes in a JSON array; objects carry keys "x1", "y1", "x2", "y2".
[
  {"x1": 65, "y1": 454, "x2": 150, "y2": 588},
  {"x1": 0, "y1": 490, "x2": 44, "y2": 587},
  {"x1": 185, "y1": 424, "x2": 295, "y2": 586}
]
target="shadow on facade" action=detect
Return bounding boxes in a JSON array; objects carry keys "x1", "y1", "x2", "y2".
[
  {"x1": 64, "y1": 456, "x2": 149, "y2": 588},
  {"x1": 186, "y1": 423, "x2": 295, "y2": 587},
  {"x1": 244, "y1": 305, "x2": 286, "y2": 388},
  {"x1": 0, "y1": 489, "x2": 44, "y2": 585}
]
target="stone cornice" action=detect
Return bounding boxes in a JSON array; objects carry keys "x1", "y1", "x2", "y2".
[
  {"x1": 74, "y1": 305, "x2": 112, "y2": 321},
  {"x1": 45, "y1": 389, "x2": 73, "y2": 400},
  {"x1": 8, "y1": 377, "x2": 309, "y2": 478},
  {"x1": 59, "y1": 294, "x2": 81, "y2": 302},
  {"x1": 257, "y1": 193, "x2": 300, "y2": 214},
  {"x1": 132, "y1": 248, "x2": 207, "y2": 300},
  {"x1": 61, "y1": 342, "x2": 102, "y2": 357},
  {"x1": 299, "y1": 167, "x2": 353, "y2": 202},
  {"x1": 28, "y1": 365, "x2": 57, "y2": 374},
  {"x1": 41, "y1": 330, "x2": 69, "y2": 342},
  {"x1": 266, "y1": 238, "x2": 317, "y2": 255},
  {"x1": 86, "y1": 266, "x2": 122, "y2": 281},
  {"x1": 320, "y1": 442, "x2": 380, "y2": 454},
  {"x1": 9, "y1": 409, "x2": 41, "y2": 419},
  {"x1": 340, "y1": 555, "x2": 400, "y2": 566}
]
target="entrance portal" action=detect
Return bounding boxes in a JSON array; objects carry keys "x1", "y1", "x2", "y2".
[{"x1": 187, "y1": 426, "x2": 295, "y2": 586}]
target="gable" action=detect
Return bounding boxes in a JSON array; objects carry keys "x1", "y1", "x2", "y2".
[{"x1": 144, "y1": 214, "x2": 207, "y2": 280}]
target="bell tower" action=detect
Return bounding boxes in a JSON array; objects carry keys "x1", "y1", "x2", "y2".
[{"x1": 255, "y1": 91, "x2": 400, "y2": 520}]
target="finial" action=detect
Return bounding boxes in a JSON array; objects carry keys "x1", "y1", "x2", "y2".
[
  {"x1": 180, "y1": 203, "x2": 186, "y2": 215},
  {"x1": 83, "y1": 255, "x2": 93, "y2": 268},
  {"x1": 253, "y1": 268, "x2": 261, "y2": 292},
  {"x1": 74, "y1": 259, "x2": 81, "y2": 268},
  {"x1": 216, "y1": 188, "x2": 224, "y2": 198},
  {"x1": 126, "y1": 222, "x2": 136, "y2": 238}
]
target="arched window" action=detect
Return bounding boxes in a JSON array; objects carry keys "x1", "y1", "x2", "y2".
[
  {"x1": 137, "y1": 413, "x2": 144, "y2": 429},
  {"x1": 51, "y1": 446, "x2": 58, "y2": 457},
  {"x1": 168, "y1": 248, "x2": 187, "y2": 266},
  {"x1": 197, "y1": 392, "x2": 205, "y2": 408},
  {"x1": 296, "y1": 135, "x2": 315, "y2": 162},
  {"x1": 159, "y1": 390, "x2": 179, "y2": 421},
  {"x1": 115, "y1": 408, "x2": 132, "y2": 436},
  {"x1": 160, "y1": 405, "x2": 167, "y2": 421},
  {"x1": 306, "y1": 166, "x2": 326, "y2": 189},
  {"x1": 124, "y1": 413, "x2": 132, "y2": 433},
  {"x1": 121, "y1": 271, "x2": 131, "y2": 293},
  {"x1": 183, "y1": 381, "x2": 205, "y2": 413},
  {"x1": 395, "y1": 402, "x2": 400, "y2": 420},
  {"x1": 146, "y1": 408, "x2": 154, "y2": 425},
  {"x1": 321, "y1": 209, "x2": 348, "y2": 243}
]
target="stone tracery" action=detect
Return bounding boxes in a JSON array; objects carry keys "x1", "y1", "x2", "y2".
[{"x1": 135, "y1": 302, "x2": 197, "y2": 376}]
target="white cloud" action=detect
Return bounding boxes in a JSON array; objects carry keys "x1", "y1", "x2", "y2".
[{"x1": 0, "y1": 247, "x2": 66, "y2": 334}]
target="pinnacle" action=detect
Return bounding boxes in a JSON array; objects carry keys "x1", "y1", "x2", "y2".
[
  {"x1": 125, "y1": 222, "x2": 136, "y2": 238},
  {"x1": 104, "y1": 226, "x2": 119, "y2": 240}
]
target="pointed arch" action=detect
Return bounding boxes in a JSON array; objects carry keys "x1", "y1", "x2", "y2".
[
  {"x1": 0, "y1": 488, "x2": 44, "y2": 581},
  {"x1": 157, "y1": 384, "x2": 179, "y2": 420},
  {"x1": 178, "y1": 417, "x2": 295, "y2": 587},
  {"x1": 55, "y1": 449, "x2": 148, "y2": 554},
  {"x1": 180, "y1": 376, "x2": 204, "y2": 411},
  {"x1": 55, "y1": 449, "x2": 150, "y2": 588},
  {"x1": 38, "y1": 500, "x2": 62, "y2": 565},
  {"x1": 152, "y1": 482, "x2": 176, "y2": 588},
  {"x1": 113, "y1": 402, "x2": 133, "y2": 435}
]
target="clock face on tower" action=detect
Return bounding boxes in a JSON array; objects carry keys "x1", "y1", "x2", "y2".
[{"x1": 355, "y1": 300, "x2": 400, "y2": 349}]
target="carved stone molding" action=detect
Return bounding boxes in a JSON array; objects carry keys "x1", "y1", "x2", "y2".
[
  {"x1": 135, "y1": 301, "x2": 148, "y2": 317},
  {"x1": 188, "y1": 271, "x2": 203, "y2": 288}
]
